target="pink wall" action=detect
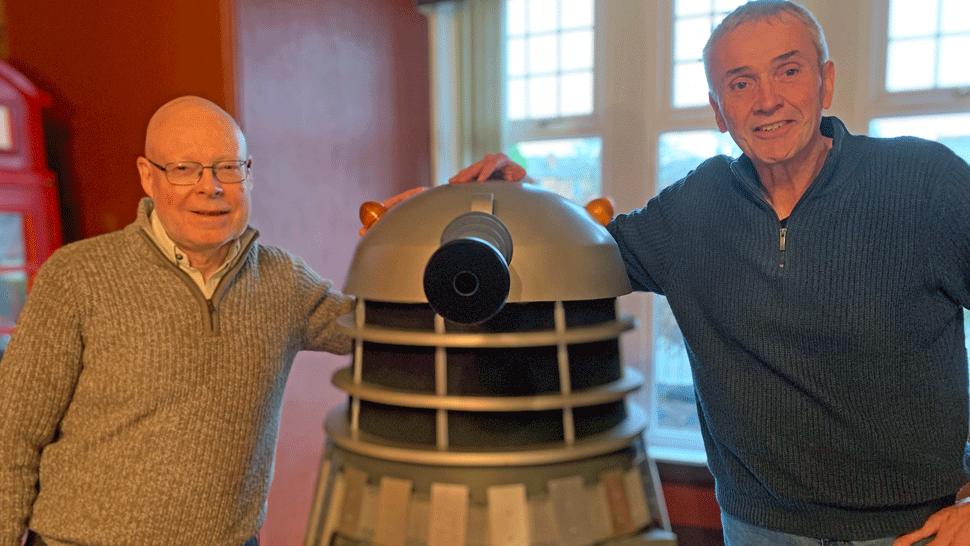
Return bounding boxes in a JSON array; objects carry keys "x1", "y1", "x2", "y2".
[{"x1": 233, "y1": 1, "x2": 430, "y2": 543}]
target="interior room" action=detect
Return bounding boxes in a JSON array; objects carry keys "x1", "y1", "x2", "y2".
[{"x1": 1, "y1": 1, "x2": 968, "y2": 545}]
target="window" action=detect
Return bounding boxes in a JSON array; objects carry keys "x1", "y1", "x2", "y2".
[
  {"x1": 652, "y1": 130, "x2": 740, "y2": 439},
  {"x1": 644, "y1": 1, "x2": 750, "y2": 456},
  {"x1": 504, "y1": 0, "x2": 600, "y2": 204},
  {"x1": 505, "y1": 0, "x2": 595, "y2": 120},
  {"x1": 0, "y1": 211, "x2": 26, "y2": 356},
  {"x1": 885, "y1": 0, "x2": 970, "y2": 91},
  {"x1": 508, "y1": 138, "x2": 601, "y2": 203},
  {"x1": 869, "y1": 113, "x2": 970, "y2": 157},
  {"x1": 427, "y1": 0, "x2": 970, "y2": 463}
]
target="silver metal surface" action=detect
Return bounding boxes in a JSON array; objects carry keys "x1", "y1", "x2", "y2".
[
  {"x1": 344, "y1": 182, "x2": 632, "y2": 302},
  {"x1": 332, "y1": 367, "x2": 645, "y2": 411},
  {"x1": 325, "y1": 403, "x2": 649, "y2": 467},
  {"x1": 335, "y1": 312, "x2": 636, "y2": 347}
]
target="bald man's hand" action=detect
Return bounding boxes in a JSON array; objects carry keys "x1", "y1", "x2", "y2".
[{"x1": 449, "y1": 153, "x2": 527, "y2": 184}]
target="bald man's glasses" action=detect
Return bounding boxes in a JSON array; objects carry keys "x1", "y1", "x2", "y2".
[{"x1": 147, "y1": 159, "x2": 252, "y2": 186}]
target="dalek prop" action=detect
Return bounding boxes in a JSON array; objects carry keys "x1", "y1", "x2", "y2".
[{"x1": 305, "y1": 182, "x2": 677, "y2": 546}]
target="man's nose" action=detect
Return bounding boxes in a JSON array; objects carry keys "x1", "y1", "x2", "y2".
[
  {"x1": 755, "y1": 80, "x2": 783, "y2": 114},
  {"x1": 196, "y1": 167, "x2": 225, "y2": 195}
]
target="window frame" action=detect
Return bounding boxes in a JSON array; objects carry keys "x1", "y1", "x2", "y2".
[
  {"x1": 499, "y1": 0, "x2": 605, "y2": 208},
  {"x1": 866, "y1": 0, "x2": 970, "y2": 119},
  {"x1": 503, "y1": 0, "x2": 604, "y2": 157}
]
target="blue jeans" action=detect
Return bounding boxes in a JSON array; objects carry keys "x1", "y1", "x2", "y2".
[{"x1": 722, "y1": 512, "x2": 931, "y2": 546}]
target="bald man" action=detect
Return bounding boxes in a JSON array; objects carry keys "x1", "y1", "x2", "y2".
[{"x1": 0, "y1": 96, "x2": 353, "y2": 546}]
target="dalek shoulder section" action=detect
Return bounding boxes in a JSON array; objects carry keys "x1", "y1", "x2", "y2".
[{"x1": 344, "y1": 182, "x2": 632, "y2": 305}]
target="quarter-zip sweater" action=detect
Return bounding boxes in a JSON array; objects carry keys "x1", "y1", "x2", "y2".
[
  {"x1": 608, "y1": 117, "x2": 970, "y2": 539},
  {"x1": 0, "y1": 199, "x2": 353, "y2": 546}
]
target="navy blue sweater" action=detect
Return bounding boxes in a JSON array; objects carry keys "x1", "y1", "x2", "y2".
[{"x1": 608, "y1": 117, "x2": 970, "y2": 539}]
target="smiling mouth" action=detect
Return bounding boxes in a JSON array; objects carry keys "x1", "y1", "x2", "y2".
[
  {"x1": 755, "y1": 120, "x2": 792, "y2": 133},
  {"x1": 193, "y1": 210, "x2": 230, "y2": 216}
]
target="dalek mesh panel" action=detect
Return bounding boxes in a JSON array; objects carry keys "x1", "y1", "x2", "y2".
[{"x1": 305, "y1": 182, "x2": 677, "y2": 546}]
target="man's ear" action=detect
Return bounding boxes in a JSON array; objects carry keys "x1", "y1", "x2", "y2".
[
  {"x1": 820, "y1": 60, "x2": 836, "y2": 110},
  {"x1": 136, "y1": 157, "x2": 156, "y2": 198},
  {"x1": 709, "y1": 92, "x2": 728, "y2": 133}
]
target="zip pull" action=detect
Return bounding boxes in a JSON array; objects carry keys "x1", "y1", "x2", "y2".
[
  {"x1": 778, "y1": 227, "x2": 787, "y2": 268},
  {"x1": 207, "y1": 299, "x2": 217, "y2": 333}
]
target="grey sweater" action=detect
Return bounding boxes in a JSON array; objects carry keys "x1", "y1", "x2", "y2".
[{"x1": 0, "y1": 199, "x2": 353, "y2": 546}]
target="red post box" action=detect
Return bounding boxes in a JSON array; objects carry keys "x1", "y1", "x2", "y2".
[{"x1": 0, "y1": 60, "x2": 62, "y2": 355}]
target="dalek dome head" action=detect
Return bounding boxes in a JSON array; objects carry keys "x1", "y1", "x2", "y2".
[{"x1": 345, "y1": 182, "x2": 631, "y2": 322}]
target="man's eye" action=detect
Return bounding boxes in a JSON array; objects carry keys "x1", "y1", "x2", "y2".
[
  {"x1": 173, "y1": 164, "x2": 194, "y2": 172},
  {"x1": 783, "y1": 68, "x2": 800, "y2": 78},
  {"x1": 732, "y1": 81, "x2": 748, "y2": 91}
]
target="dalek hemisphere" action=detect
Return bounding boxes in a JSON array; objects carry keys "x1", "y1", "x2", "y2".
[{"x1": 305, "y1": 182, "x2": 677, "y2": 546}]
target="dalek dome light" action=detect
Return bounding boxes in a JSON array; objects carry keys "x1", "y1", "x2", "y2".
[{"x1": 344, "y1": 182, "x2": 632, "y2": 307}]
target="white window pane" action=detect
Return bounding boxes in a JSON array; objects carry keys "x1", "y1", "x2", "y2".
[
  {"x1": 673, "y1": 61, "x2": 710, "y2": 108},
  {"x1": 560, "y1": 71, "x2": 593, "y2": 115},
  {"x1": 658, "y1": 130, "x2": 741, "y2": 189},
  {"x1": 653, "y1": 295, "x2": 699, "y2": 433},
  {"x1": 941, "y1": 0, "x2": 970, "y2": 33},
  {"x1": 676, "y1": 0, "x2": 710, "y2": 17},
  {"x1": 528, "y1": 75, "x2": 558, "y2": 118},
  {"x1": 889, "y1": 0, "x2": 939, "y2": 38},
  {"x1": 0, "y1": 212, "x2": 25, "y2": 266},
  {"x1": 939, "y1": 36, "x2": 970, "y2": 87},
  {"x1": 528, "y1": 0, "x2": 558, "y2": 33},
  {"x1": 528, "y1": 34, "x2": 558, "y2": 74},
  {"x1": 0, "y1": 271, "x2": 27, "y2": 329},
  {"x1": 507, "y1": 78, "x2": 527, "y2": 120},
  {"x1": 508, "y1": 137, "x2": 602, "y2": 203},
  {"x1": 560, "y1": 30, "x2": 593, "y2": 71},
  {"x1": 869, "y1": 113, "x2": 970, "y2": 164},
  {"x1": 652, "y1": 129, "x2": 741, "y2": 434},
  {"x1": 714, "y1": 0, "x2": 745, "y2": 14},
  {"x1": 507, "y1": 0, "x2": 527, "y2": 36},
  {"x1": 507, "y1": 37, "x2": 526, "y2": 77},
  {"x1": 675, "y1": 16, "x2": 713, "y2": 62},
  {"x1": 886, "y1": 38, "x2": 937, "y2": 91},
  {"x1": 560, "y1": 0, "x2": 594, "y2": 29}
]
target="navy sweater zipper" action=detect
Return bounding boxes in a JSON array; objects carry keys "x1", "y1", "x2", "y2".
[{"x1": 779, "y1": 226, "x2": 787, "y2": 269}]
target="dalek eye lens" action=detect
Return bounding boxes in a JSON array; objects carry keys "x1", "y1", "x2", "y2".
[{"x1": 452, "y1": 270, "x2": 479, "y2": 296}]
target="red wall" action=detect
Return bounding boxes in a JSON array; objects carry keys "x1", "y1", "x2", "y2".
[
  {"x1": 5, "y1": 0, "x2": 234, "y2": 241},
  {"x1": 232, "y1": 1, "x2": 430, "y2": 543},
  {"x1": 659, "y1": 463, "x2": 724, "y2": 545}
]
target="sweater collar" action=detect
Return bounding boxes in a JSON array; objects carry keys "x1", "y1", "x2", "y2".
[
  {"x1": 131, "y1": 197, "x2": 259, "y2": 266},
  {"x1": 730, "y1": 116, "x2": 851, "y2": 203}
]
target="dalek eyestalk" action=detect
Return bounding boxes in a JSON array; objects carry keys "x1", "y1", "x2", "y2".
[{"x1": 422, "y1": 211, "x2": 513, "y2": 324}]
